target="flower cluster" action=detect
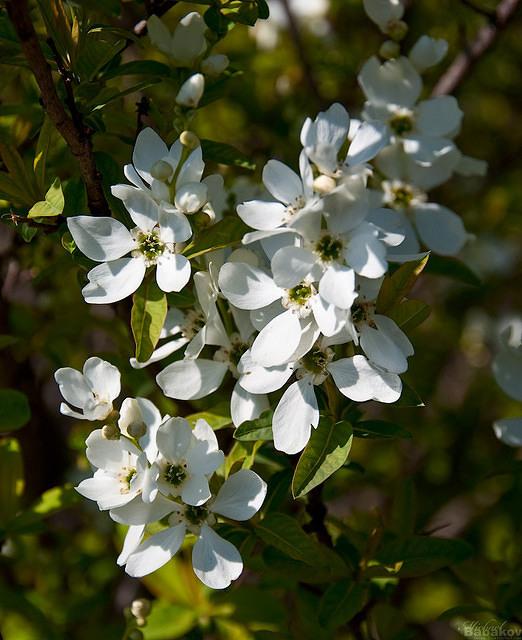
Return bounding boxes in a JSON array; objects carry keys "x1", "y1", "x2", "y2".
[{"x1": 55, "y1": 358, "x2": 266, "y2": 588}]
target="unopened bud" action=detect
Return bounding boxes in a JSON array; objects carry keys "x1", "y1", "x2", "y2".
[
  {"x1": 386, "y1": 19, "x2": 408, "y2": 42},
  {"x1": 127, "y1": 421, "x2": 147, "y2": 439},
  {"x1": 176, "y1": 73, "x2": 205, "y2": 108},
  {"x1": 180, "y1": 130, "x2": 200, "y2": 149},
  {"x1": 131, "y1": 598, "x2": 151, "y2": 620},
  {"x1": 201, "y1": 54, "x2": 229, "y2": 76},
  {"x1": 150, "y1": 160, "x2": 173, "y2": 181},
  {"x1": 127, "y1": 631, "x2": 144, "y2": 640},
  {"x1": 102, "y1": 424, "x2": 120, "y2": 440},
  {"x1": 313, "y1": 175, "x2": 337, "y2": 194},
  {"x1": 379, "y1": 40, "x2": 400, "y2": 60}
]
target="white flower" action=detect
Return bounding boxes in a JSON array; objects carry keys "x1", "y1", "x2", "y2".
[
  {"x1": 300, "y1": 103, "x2": 388, "y2": 177},
  {"x1": 67, "y1": 197, "x2": 192, "y2": 304},
  {"x1": 118, "y1": 397, "x2": 163, "y2": 463},
  {"x1": 238, "y1": 342, "x2": 401, "y2": 454},
  {"x1": 122, "y1": 469, "x2": 267, "y2": 589},
  {"x1": 363, "y1": 0, "x2": 404, "y2": 34},
  {"x1": 409, "y1": 36, "x2": 448, "y2": 72},
  {"x1": 76, "y1": 429, "x2": 148, "y2": 510},
  {"x1": 176, "y1": 73, "x2": 205, "y2": 108},
  {"x1": 358, "y1": 56, "x2": 463, "y2": 166},
  {"x1": 148, "y1": 13, "x2": 207, "y2": 66},
  {"x1": 54, "y1": 357, "x2": 120, "y2": 421},
  {"x1": 145, "y1": 417, "x2": 224, "y2": 506}
]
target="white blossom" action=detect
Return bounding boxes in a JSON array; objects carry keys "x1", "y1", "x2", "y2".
[
  {"x1": 147, "y1": 13, "x2": 207, "y2": 66},
  {"x1": 176, "y1": 73, "x2": 205, "y2": 108}
]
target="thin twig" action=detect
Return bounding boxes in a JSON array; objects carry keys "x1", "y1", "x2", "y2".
[
  {"x1": 278, "y1": 0, "x2": 322, "y2": 104},
  {"x1": 6, "y1": 0, "x2": 109, "y2": 216},
  {"x1": 432, "y1": 0, "x2": 521, "y2": 96}
]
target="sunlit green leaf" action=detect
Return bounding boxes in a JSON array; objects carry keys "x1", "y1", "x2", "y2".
[
  {"x1": 234, "y1": 410, "x2": 273, "y2": 442},
  {"x1": 376, "y1": 254, "x2": 429, "y2": 313},
  {"x1": 131, "y1": 278, "x2": 168, "y2": 363},
  {"x1": 8, "y1": 484, "x2": 80, "y2": 534},
  {"x1": 183, "y1": 216, "x2": 249, "y2": 259}
]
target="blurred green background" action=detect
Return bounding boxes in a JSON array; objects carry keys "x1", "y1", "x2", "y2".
[{"x1": 0, "y1": 0, "x2": 521, "y2": 638}]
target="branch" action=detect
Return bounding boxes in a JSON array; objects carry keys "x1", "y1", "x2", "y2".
[
  {"x1": 432, "y1": 0, "x2": 521, "y2": 96},
  {"x1": 6, "y1": 0, "x2": 109, "y2": 216}
]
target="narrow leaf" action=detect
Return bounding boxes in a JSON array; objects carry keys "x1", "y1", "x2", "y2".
[
  {"x1": 201, "y1": 139, "x2": 255, "y2": 170},
  {"x1": 8, "y1": 484, "x2": 80, "y2": 533},
  {"x1": 425, "y1": 254, "x2": 481, "y2": 286},
  {"x1": 318, "y1": 580, "x2": 366, "y2": 628},
  {"x1": 388, "y1": 299, "x2": 431, "y2": 332},
  {"x1": 131, "y1": 278, "x2": 168, "y2": 363},
  {"x1": 234, "y1": 410, "x2": 274, "y2": 441},
  {"x1": 183, "y1": 216, "x2": 249, "y2": 259},
  {"x1": 292, "y1": 418, "x2": 353, "y2": 498},
  {"x1": 353, "y1": 420, "x2": 412, "y2": 439},
  {"x1": 376, "y1": 254, "x2": 429, "y2": 313}
]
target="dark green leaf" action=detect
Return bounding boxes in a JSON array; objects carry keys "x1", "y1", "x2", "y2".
[
  {"x1": 201, "y1": 139, "x2": 255, "y2": 170},
  {"x1": 394, "y1": 382, "x2": 424, "y2": 407},
  {"x1": 425, "y1": 254, "x2": 481, "y2": 286},
  {"x1": 388, "y1": 299, "x2": 431, "y2": 332},
  {"x1": 353, "y1": 420, "x2": 412, "y2": 439},
  {"x1": 204, "y1": 7, "x2": 231, "y2": 37},
  {"x1": 376, "y1": 254, "x2": 429, "y2": 313},
  {"x1": 234, "y1": 410, "x2": 273, "y2": 441},
  {"x1": 0, "y1": 389, "x2": 31, "y2": 432},
  {"x1": 292, "y1": 418, "x2": 353, "y2": 498},
  {"x1": 318, "y1": 580, "x2": 366, "y2": 628},
  {"x1": 183, "y1": 216, "x2": 249, "y2": 259},
  {"x1": 101, "y1": 60, "x2": 172, "y2": 80},
  {"x1": 0, "y1": 438, "x2": 23, "y2": 527},
  {"x1": 131, "y1": 278, "x2": 168, "y2": 363},
  {"x1": 257, "y1": 0, "x2": 270, "y2": 19}
]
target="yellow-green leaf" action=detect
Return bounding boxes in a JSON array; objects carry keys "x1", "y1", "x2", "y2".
[
  {"x1": 376, "y1": 254, "x2": 429, "y2": 314},
  {"x1": 28, "y1": 177, "x2": 64, "y2": 218},
  {"x1": 131, "y1": 278, "x2": 168, "y2": 363}
]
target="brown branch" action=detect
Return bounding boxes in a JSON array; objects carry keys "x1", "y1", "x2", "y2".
[
  {"x1": 6, "y1": 0, "x2": 109, "y2": 216},
  {"x1": 432, "y1": 0, "x2": 521, "y2": 96}
]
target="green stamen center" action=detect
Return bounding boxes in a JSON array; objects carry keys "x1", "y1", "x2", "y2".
[
  {"x1": 389, "y1": 113, "x2": 414, "y2": 135},
  {"x1": 137, "y1": 231, "x2": 165, "y2": 262},
  {"x1": 165, "y1": 463, "x2": 187, "y2": 486},
  {"x1": 288, "y1": 283, "x2": 313, "y2": 306},
  {"x1": 184, "y1": 505, "x2": 209, "y2": 526},
  {"x1": 315, "y1": 234, "x2": 343, "y2": 262}
]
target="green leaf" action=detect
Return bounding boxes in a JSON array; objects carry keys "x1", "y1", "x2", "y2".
[
  {"x1": 204, "y1": 6, "x2": 232, "y2": 36},
  {"x1": 257, "y1": 0, "x2": 270, "y2": 19},
  {"x1": 376, "y1": 536, "x2": 473, "y2": 577},
  {"x1": 0, "y1": 172, "x2": 30, "y2": 205},
  {"x1": 28, "y1": 177, "x2": 64, "y2": 218},
  {"x1": 0, "y1": 389, "x2": 31, "y2": 432},
  {"x1": 376, "y1": 254, "x2": 429, "y2": 314},
  {"x1": 352, "y1": 420, "x2": 412, "y2": 439},
  {"x1": 33, "y1": 116, "x2": 54, "y2": 193},
  {"x1": 388, "y1": 299, "x2": 431, "y2": 332},
  {"x1": 255, "y1": 513, "x2": 331, "y2": 568},
  {"x1": 8, "y1": 484, "x2": 80, "y2": 534},
  {"x1": 185, "y1": 402, "x2": 232, "y2": 431},
  {"x1": 144, "y1": 601, "x2": 197, "y2": 640},
  {"x1": 292, "y1": 418, "x2": 353, "y2": 498},
  {"x1": 234, "y1": 410, "x2": 273, "y2": 441},
  {"x1": 394, "y1": 382, "x2": 424, "y2": 407},
  {"x1": 201, "y1": 139, "x2": 255, "y2": 170},
  {"x1": 222, "y1": 0, "x2": 259, "y2": 25},
  {"x1": 101, "y1": 60, "x2": 172, "y2": 80},
  {"x1": 225, "y1": 440, "x2": 262, "y2": 477},
  {"x1": 183, "y1": 216, "x2": 249, "y2": 259},
  {"x1": 0, "y1": 142, "x2": 39, "y2": 202},
  {"x1": 0, "y1": 438, "x2": 24, "y2": 527},
  {"x1": 131, "y1": 278, "x2": 168, "y2": 363},
  {"x1": 425, "y1": 254, "x2": 481, "y2": 286},
  {"x1": 318, "y1": 580, "x2": 366, "y2": 628}
]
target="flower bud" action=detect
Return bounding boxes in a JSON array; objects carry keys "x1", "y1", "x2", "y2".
[
  {"x1": 126, "y1": 421, "x2": 146, "y2": 439},
  {"x1": 176, "y1": 74, "x2": 205, "y2": 108},
  {"x1": 127, "y1": 631, "x2": 144, "y2": 640},
  {"x1": 131, "y1": 598, "x2": 151, "y2": 619},
  {"x1": 386, "y1": 19, "x2": 408, "y2": 41},
  {"x1": 313, "y1": 175, "x2": 337, "y2": 194},
  {"x1": 379, "y1": 39, "x2": 400, "y2": 60},
  {"x1": 201, "y1": 54, "x2": 229, "y2": 76},
  {"x1": 180, "y1": 130, "x2": 200, "y2": 149},
  {"x1": 150, "y1": 160, "x2": 173, "y2": 181},
  {"x1": 102, "y1": 424, "x2": 120, "y2": 440}
]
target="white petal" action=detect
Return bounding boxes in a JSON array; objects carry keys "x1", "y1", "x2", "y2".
[
  {"x1": 117, "y1": 525, "x2": 145, "y2": 566},
  {"x1": 237, "y1": 200, "x2": 286, "y2": 230},
  {"x1": 110, "y1": 494, "x2": 176, "y2": 525},
  {"x1": 84, "y1": 429, "x2": 128, "y2": 471},
  {"x1": 176, "y1": 146, "x2": 204, "y2": 188},
  {"x1": 176, "y1": 73, "x2": 205, "y2": 108},
  {"x1": 181, "y1": 474, "x2": 211, "y2": 506},
  {"x1": 413, "y1": 203, "x2": 468, "y2": 256},
  {"x1": 374, "y1": 315, "x2": 414, "y2": 357},
  {"x1": 83, "y1": 357, "x2": 121, "y2": 402},
  {"x1": 67, "y1": 217, "x2": 134, "y2": 262},
  {"x1": 129, "y1": 337, "x2": 189, "y2": 369},
  {"x1": 329, "y1": 355, "x2": 402, "y2": 403},
  {"x1": 157, "y1": 416, "x2": 192, "y2": 462},
  {"x1": 271, "y1": 246, "x2": 317, "y2": 288},
  {"x1": 174, "y1": 182, "x2": 208, "y2": 214},
  {"x1": 238, "y1": 351, "x2": 294, "y2": 394},
  {"x1": 319, "y1": 264, "x2": 357, "y2": 309},
  {"x1": 262, "y1": 160, "x2": 303, "y2": 205},
  {"x1": 159, "y1": 207, "x2": 192, "y2": 243},
  {"x1": 346, "y1": 121, "x2": 388, "y2": 166},
  {"x1": 110, "y1": 185, "x2": 160, "y2": 232},
  {"x1": 125, "y1": 524, "x2": 186, "y2": 578},
  {"x1": 211, "y1": 469, "x2": 267, "y2": 520},
  {"x1": 363, "y1": 0, "x2": 404, "y2": 31},
  {"x1": 218, "y1": 262, "x2": 282, "y2": 310},
  {"x1": 309, "y1": 295, "x2": 344, "y2": 337},
  {"x1": 132, "y1": 127, "x2": 168, "y2": 185},
  {"x1": 230, "y1": 381, "x2": 269, "y2": 427},
  {"x1": 156, "y1": 252, "x2": 191, "y2": 292},
  {"x1": 192, "y1": 524, "x2": 243, "y2": 589},
  {"x1": 359, "y1": 323, "x2": 408, "y2": 373},
  {"x1": 250, "y1": 310, "x2": 302, "y2": 367},
  {"x1": 156, "y1": 359, "x2": 228, "y2": 400},
  {"x1": 493, "y1": 418, "x2": 522, "y2": 447},
  {"x1": 300, "y1": 103, "x2": 349, "y2": 175},
  {"x1": 82, "y1": 258, "x2": 146, "y2": 304},
  {"x1": 415, "y1": 96, "x2": 463, "y2": 137},
  {"x1": 359, "y1": 56, "x2": 422, "y2": 108},
  {"x1": 345, "y1": 229, "x2": 387, "y2": 278},
  {"x1": 272, "y1": 376, "x2": 318, "y2": 454},
  {"x1": 409, "y1": 36, "x2": 448, "y2": 72},
  {"x1": 185, "y1": 419, "x2": 224, "y2": 475},
  {"x1": 54, "y1": 367, "x2": 92, "y2": 408},
  {"x1": 493, "y1": 351, "x2": 522, "y2": 402}
]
